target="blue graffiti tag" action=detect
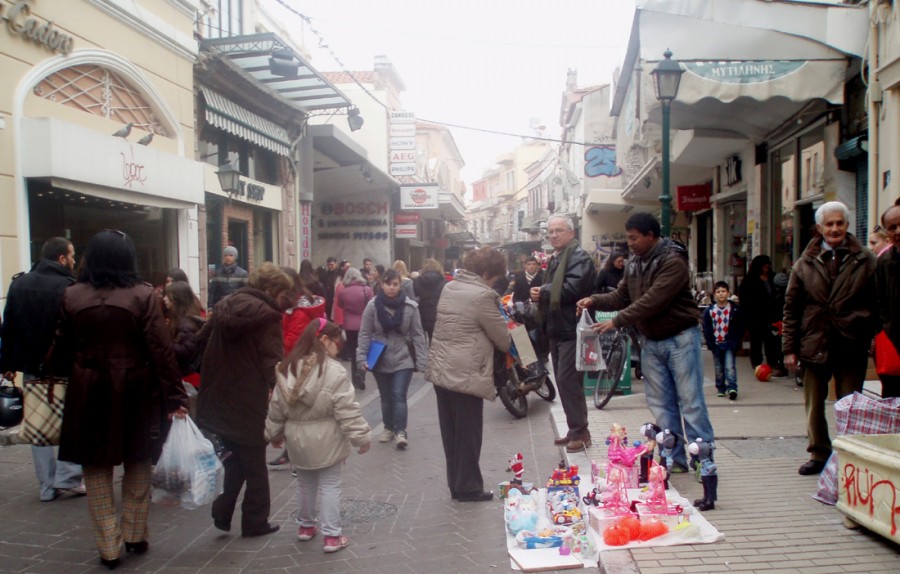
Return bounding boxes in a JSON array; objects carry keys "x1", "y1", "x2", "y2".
[{"x1": 584, "y1": 145, "x2": 623, "y2": 178}]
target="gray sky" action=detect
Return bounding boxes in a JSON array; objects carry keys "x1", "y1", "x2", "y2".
[{"x1": 287, "y1": 0, "x2": 636, "y2": 189}]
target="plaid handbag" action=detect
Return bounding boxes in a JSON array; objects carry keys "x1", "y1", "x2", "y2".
[
  {"x1": 19, "y1": 375, "x2": 67, "y2": 446},
  {"x1": 19, "y1": 339, "x2": 67, "y2": 447}
]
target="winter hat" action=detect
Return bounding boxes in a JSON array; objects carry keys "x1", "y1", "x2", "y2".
[
  {"x1": 223, "y1": 246, "x2": 238, "y2": 258},
  {"x1": 773, "y1": 272, "x2": 788, "y2": 289}
]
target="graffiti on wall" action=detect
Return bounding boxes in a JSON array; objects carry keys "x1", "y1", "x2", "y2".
[
  {"x1": 584, "y1": 145, "x2": 623, "y2": 178},
  {"x1": 842, "y1": 462, "x2": 900, "y2": 536}
]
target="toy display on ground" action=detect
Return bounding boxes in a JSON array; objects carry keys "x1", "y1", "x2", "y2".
[{"x1": 504, "y1": 424, "x2": 725, "y2": 571}]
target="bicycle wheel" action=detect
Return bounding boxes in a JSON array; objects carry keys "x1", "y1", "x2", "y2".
[
  {"x1": 594, "y1": 335, "x2": 628, "y2": 410},
  {"x1": 497, "y1": 370, "x2": 528, "y2": 419},
  {"x1": 534, "y1": 376, "x2": 556, "y2": 402}
]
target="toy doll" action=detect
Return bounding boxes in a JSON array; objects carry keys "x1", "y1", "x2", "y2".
[{"x1": 687, "y1": 438, "x2": 717, "y2": 511}]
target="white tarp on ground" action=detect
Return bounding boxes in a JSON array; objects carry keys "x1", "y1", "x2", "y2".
[{"x1": 506, "y1": 482, "x2": 724, "y2": 571}]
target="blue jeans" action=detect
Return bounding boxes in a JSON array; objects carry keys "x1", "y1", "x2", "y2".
[
  {"x1": 710, "y1": 345, "x2": 737, "y2": 393},
  {"x1": 640, "y1": 327, "x2": 715, "y2": 468},
  {"x1": 373, "y1": 369, "x2": 414, "y2": 433}
]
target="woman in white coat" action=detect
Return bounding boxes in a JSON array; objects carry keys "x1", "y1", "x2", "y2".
[{"x1": 426, "y1": 247, "x2": 511, "y2": 502}]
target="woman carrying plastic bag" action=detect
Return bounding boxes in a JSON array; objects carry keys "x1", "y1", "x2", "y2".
[{"x1": 151, "y1": 416, "x2": 223, "y2": 509}]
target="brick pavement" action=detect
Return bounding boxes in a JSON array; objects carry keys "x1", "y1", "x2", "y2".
[
  {"x1": 1, "y1": 352, "x2": 897, "y2": 574},
  {"x1": 559, "y1": 352, "x2": 900, "y2": 574}
]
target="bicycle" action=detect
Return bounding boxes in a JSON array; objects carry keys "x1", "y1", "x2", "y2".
[{"x1": 593, "y1": 325, "x2": 638, "y2": 410}]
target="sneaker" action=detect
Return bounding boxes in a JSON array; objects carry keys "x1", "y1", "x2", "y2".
[
  {"x1": 727, "y1": 389, "x2": 738, "y2": 401},
  {"x1": 716, "y1": 391, "x2": 726, "y2": 398},
  {"x1": 395, "y1": 431, "x2": 408, "y2": 450},
  {"x1": 323, "y1": 534, "x2": 350, "y2": 553},
  {"x1": 268, "y1": 451, "x2": 289, "y2": 469},
  {"x1": 669, "y1": 463, "x2": 689, "y2": 474},
  {"x1": 378, "y1": 429, "x2": 395, "y2": 443},
  {"x1": 60, "y1": 483, "x2": 87, "y2": 496},
  {"x1": 297, "y1": 526, "x2": 318, "y2": 541}
]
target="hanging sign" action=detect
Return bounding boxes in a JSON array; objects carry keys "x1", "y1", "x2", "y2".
[
  {"x1": 395, "y1": 223, "x2": 418, "y2": 237},
  {"x1": 676, "y1": 183, "x2": 712, "y2": 211},
  {"x1": 400, "y1": 184, "x2": 439, "y2": 210}
]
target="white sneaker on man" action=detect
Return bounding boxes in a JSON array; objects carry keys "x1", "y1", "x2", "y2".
[
  {"x1": 395, "y1": 431, "x2": 408, "y2": 450},
  {"x1": 378, "y1": 429, "x2": 394, "y2": 443}
]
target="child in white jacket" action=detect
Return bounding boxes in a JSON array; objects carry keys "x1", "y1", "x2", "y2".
[{"x1": 265, "y1": 318, "x2": 371, "y2": 553}]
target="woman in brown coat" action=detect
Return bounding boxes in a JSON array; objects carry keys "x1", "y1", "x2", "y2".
[
  {"x1": 196, "y1": 262, "x2": 293, "y2": 538},
  {"x1": 57, "y1": 230, "x2": 189, "y2": 570}
]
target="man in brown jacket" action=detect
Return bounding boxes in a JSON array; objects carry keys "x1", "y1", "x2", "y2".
[{"x1": 783, "y1": 201, "x2": 878, "y2": 476}]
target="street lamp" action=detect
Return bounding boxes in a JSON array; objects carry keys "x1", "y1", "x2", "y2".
[
  {"x1": 650, "y1": 49, "x2": 684, "y2": 237},
  {"x1": 216, "y1": 163, "x2": 241, "y2": 194}
]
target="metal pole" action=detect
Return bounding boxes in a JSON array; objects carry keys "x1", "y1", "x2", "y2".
[{"x1": 660, "y1": 100, "x2": 672, "y2": 237}]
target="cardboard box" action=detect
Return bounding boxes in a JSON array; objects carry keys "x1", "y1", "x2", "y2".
[{"x1": 833, "y1": 433, "x2": 900, "y2": 544}]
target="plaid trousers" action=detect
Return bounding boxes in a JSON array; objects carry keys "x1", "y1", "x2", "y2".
[{"x1": 82, "y1": 460, "x2": 152, "y2": 560}]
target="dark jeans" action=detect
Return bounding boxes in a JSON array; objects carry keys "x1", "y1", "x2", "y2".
[
  {"x1": 373, "y1": 369, "x2": 414, "y2": 433},
  {"x1": 212, "y1": 439, "x2": 271, "y2": 533},
  {"x1": 434, "y1": 386, "x2": 484, "y2": 498},
  {"x1": 343, "y1": 330, "x2": 361, "y2": 385},
  {"x1": 549, "y1": 338, "x2": 588, "y2": 440},
  {"x1": 749, "y1": 325, "x2": 783, "y2": 370}
]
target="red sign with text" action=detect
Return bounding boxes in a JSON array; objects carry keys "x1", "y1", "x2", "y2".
[{"x1": 676, "y1": 183, "x2": 712, "y2": 211}]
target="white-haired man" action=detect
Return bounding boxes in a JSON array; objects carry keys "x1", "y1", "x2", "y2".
[{"x1": 782, "y1": 201, "x2": 879, "y2": 476}]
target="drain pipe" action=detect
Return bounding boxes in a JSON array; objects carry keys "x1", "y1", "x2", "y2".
[{"x1": 868, "y1": 6, "x2": 881, "y2": 231}]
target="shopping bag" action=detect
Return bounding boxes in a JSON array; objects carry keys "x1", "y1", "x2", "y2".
[
  {"x1": 509, "y1": 324, "x2": 538, "y2": 367},
  {"x1": 814, "y1": 392, "x2": 900, "y2": 505},
  {"x1": 19, "y1": 376, "x2": 67, "y2": 446},
  {"x1": 576, "y1": 311, "x2": 603, "y2": 371},
  {"x1": 151, "y1": 416, "x2": 224, "y2": 509},
  {"x1": 874, "y1": 331, "x2": 900, "y2": 376}
]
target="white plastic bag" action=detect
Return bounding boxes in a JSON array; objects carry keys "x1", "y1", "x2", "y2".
[
  {"x1": 151, "y1": 416, "x2": 224, "y2": 509},
  {"x1": 576, "y1": 311, "x2": 603, "y2": 372}
]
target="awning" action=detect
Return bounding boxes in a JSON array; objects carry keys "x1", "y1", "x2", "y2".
[
  {"x1": 200, "y1": 87, "x2": 291, "y2": 156},
  {"x1": 311, "y1": 124, "x2": 399, "y2": 194},
  {"x1": 199, "y1": 33, "x2": 353, "y2": 112}
]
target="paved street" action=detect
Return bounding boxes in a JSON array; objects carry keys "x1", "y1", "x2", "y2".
[{"x1": 1, "y1": 350, "x2": 899, "y2": 573}]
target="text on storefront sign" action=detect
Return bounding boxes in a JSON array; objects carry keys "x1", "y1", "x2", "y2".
[{"x1": 1, "y1": 0, "x2": 75, "y2": 54}]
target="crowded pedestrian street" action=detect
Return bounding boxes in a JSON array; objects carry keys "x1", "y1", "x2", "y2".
[{"x1": 2, "y1": 353, "x2": 897, "y2": 573}]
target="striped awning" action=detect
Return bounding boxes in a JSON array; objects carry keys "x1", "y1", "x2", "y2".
[{"x1": 200, "y1": 87, "x2": 291, "y2": 156}]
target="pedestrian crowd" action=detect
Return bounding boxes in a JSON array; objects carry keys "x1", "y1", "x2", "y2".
[{"x1": 1, "y1": 197, "x2": 898, "y2": 568}]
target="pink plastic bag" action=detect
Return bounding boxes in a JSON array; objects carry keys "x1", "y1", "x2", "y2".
[{"x1": 814, "y1": 392, "x2": 900, "y2": 505}]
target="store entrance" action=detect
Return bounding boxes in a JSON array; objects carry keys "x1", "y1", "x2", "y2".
[{"x1": 27, "y1": 181, "x2": 178, "y2": 287}]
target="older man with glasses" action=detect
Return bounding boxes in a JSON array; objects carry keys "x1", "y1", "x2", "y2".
[{"x1": 530, "y1": 215, "x2": 596, "y2": 452}]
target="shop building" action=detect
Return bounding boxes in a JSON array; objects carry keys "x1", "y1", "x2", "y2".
[
  {"x1": 1, "y1": 0, "x2": 203, "y2": 296},
  {"x1": 609, "y1": 0, "x2": 869, "y2": 290}
]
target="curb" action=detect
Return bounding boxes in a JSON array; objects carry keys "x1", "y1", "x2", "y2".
[{"x1": 0, "y1": 426, "x2": 22, "y2": 447}]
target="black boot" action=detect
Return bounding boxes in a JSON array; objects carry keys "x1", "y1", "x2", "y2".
[{"x1": 693, "y1": 474, "x2": 718, "y2": 511}]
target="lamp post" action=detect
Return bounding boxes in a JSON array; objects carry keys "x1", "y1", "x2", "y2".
[
  {"x1": 216, "y1": 163, "x2": 241, "y2": 195},
  {"x1": 650, "y1": 50, "x2": 684, "y2": 237}
]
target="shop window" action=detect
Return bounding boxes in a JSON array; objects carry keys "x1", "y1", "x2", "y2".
[
  {"x1": 199, "y1": 126, "x2": 280, "y2": 186},
  {"x1": 27, "y1": 184, "x2": 176, "y2": 287},
  {"x1": 253, "y1": 210, "x2": 276, "y2": 264}
]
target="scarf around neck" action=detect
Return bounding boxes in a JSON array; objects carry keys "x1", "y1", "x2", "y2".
[
  {"x1": 375, "y1": 290, "x2": 406, "y2": 333},
  {"x1": 550, "y1": 240, "x2": 578, "y2": 312}
]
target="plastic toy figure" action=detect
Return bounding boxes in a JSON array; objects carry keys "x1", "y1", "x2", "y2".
[
  {"x1": 508, "y1": 452, "x2": 525, "y2": 484},
  {"x1": 640, "y1": 461, "x2": 669, "y2": 513},
  {"x1": 687, "y1": 438, "x2": 718, "y2": 511},
  {"x1": 655, "y1": 429, "x2": 676, "y2": 472},
  {"x1": 600, "y1": 465, "x2": 631, "y2": 516}
]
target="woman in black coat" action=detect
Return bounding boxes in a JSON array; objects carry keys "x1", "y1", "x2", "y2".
[
  {"x1": 58, "y1": 230, "x2": 188, "y2": 570},
  {"x1": 595, "y1": 252, "x2": 626, "y2": 293},
  {"x1": 739, "y1": 255, "x2": 786, "y2": 375},
  {"x1": 413, "y1": 258, "x2": 447, "y2": 339}
]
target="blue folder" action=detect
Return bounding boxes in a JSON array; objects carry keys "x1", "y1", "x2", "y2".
[{"x1": 367, "y1": 340, "x2": 387, "y2": 368}]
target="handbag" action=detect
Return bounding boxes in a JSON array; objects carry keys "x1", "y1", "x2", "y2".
[
  {"x1": 19, "y1": 342, "x2": 67, "y2": 446},
  {"x1": 874, "y1": 330, "x2": 900, "y2": 376}
]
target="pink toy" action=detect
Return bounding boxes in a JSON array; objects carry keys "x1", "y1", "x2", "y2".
[
  {"x1": 640, "y1": 461, "x2": 668, "y2": 513},
  {"x1": 600, "y1": 465, "x2": 632, "y2": 516}
]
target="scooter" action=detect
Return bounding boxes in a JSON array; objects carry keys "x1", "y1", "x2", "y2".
[{"x1": 494, "y1": 297, "x2": 556, "y2": 419}]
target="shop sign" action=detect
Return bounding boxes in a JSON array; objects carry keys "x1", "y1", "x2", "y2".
[
  {"x1": 225, "y1": 178, "x2": 266, "y2": 202},
  {"x1": 390, "y1": 150, "x2": 416, "y2": 163},
  {"x1": 395, "y1": 223, "x2": 418, "y2": 237},
  {"x1": 1, "y1": 0, "x2": 75, "y2": 55},
  {"x1": 394, "y1": 212, "x2": 420, "y2": 224},
  {"x1": 315, "y1": 199, "x2": 390, "y2": 242},
  {"x1": 390, "y1": 123, "x2": 416, "y2": 137},
  {"x1": 390, "y1": 163, "x2": 416, "y2": 176},
  {"x1": 390, "y1": 110, "x2": 415, "y2": 123},
  {"x1": 434, "y1": 237, "x2": 450, "y2": 249},
  {"x1": 676, "y1": 183, "x2": 711, "y2": 211},
  {"x1": 300, "y1": 201, "x2": 312, "y2": 260},
  {"x1": 684, "y1": 61, "x2": 804, "y2": 85},
  {"x1": 400, "y1": 184, "x2": 438, "y2": 210},
  {"x1": 390, "y1": 137, "x2": 415, "y2": 150}
]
